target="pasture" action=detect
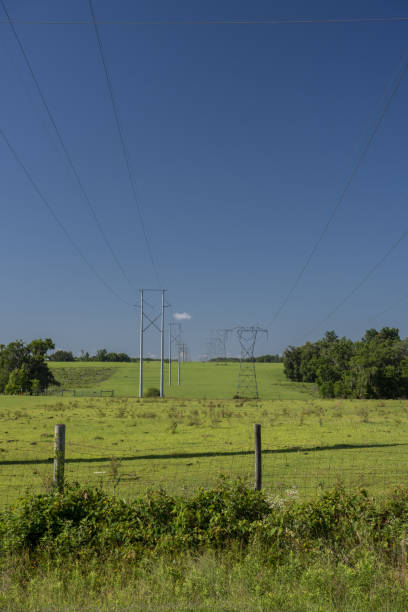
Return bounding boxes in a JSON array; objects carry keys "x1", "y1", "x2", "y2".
[
  {"x1": 1, "y1": 374, "x2": 408, "y2": 507},
  {"x1": 2, "y1": 362, "x2": 408, "y2": 609},
  {"x1": 47, "y1": 360, "x2": 317, "y2": 400}
]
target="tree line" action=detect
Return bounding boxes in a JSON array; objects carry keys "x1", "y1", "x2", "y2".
[
  {"x1": 0, "y1": 340, "x2": 138, "y2": 395},
  {"x1": 48, "y1": 349, "x2": 132, "y2": 362},
  {"x1": 283, "y1": 328, "x2": 408, "y2": 399},
  {"x1": 209, "y1": 354, "x2": 282, "y2": 363}
]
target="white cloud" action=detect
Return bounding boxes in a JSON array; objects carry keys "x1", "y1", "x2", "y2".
[{"x1": 173, "y1": 312, "x2": 192, "y2": 321}]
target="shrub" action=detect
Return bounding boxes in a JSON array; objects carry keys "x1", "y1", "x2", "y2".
[
  {"x1": 145, "y1": 387, "x2": 160, "y2": 398},
  {"x1": 2, "y1": 483, "x2": 408, "y2": 560}
]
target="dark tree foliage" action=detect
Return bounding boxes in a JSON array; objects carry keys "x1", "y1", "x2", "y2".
[
  {"x1": 209, "y1": 355, "x2": 282, "y2": 363},
  {"x1": 48, "y1": 350, "x2": 74, "y2": 362},
  {"x1": 255, "y1": 354, "x2": 282, "y2": 363},
  {"x1": 0, "y1": 339, "x2": 59, "y2": 394},
  {"x1": 283, "y1": 328, "x2": 408, "y2": 399},
  {"x1": 77, "y1": 349, "x2": 131, "y2": 362}
]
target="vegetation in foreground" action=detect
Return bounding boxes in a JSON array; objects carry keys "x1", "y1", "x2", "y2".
[{"x1": 1, "y1": 481, "x2": 408, "y2": 610}]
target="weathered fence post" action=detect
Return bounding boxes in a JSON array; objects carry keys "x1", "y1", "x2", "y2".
[
  {"x1": 53, "y1": 424, "x2": 65, "y2": 493},
  {"x1": 254, "y1": 423, "x2": 262, "y2": 491}
]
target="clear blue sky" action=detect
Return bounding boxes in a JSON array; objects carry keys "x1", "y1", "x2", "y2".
[{"x1": 1, "y1": 0, "x2": 407, "y2": 359}]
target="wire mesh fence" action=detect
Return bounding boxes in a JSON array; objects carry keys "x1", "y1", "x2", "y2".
[
  {"x1": 10, "y1": 389, "x2": 115, "y2": 398},
  {"x1": 2, "y1": 423, "x2": 408, "y2": 508}
]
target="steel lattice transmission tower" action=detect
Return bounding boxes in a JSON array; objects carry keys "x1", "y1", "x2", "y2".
[
  {"x1": 235, "y1": 326, "x2": 268, "y2": 399},
  {"x1": 205, "y1": 329, "x2": 232, "y2": 361},
  {"x1": 215, "y1": 328, "x2": 232, "y2": 360}
]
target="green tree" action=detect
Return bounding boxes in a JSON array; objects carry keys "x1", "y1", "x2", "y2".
[
  {"x1": 283, "y1": 327, "x2": 408, "y2": 399},
  {"x1": 0, "y1": 338, "x2": 58, "y2": 394},
  {"x1": 49, "y1": 350, "x2": 74, "y2": 362},
  {"x1": 4, "y1": 364, "x2": 31, "y2": 394},
  {"x1": 283, "y1": 346, "x2": 303, "y2": 381}
]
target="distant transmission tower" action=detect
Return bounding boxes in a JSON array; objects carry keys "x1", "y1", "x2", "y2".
[
  {"x1": 215, "y1": 328, "x2": 232, "y2": 360},
  {"x1": 235, "y1": 326, "x2": 268, "y2": 399},
  {"x1": 205, "y1": 329, "x2": 232, "y2": 361}
]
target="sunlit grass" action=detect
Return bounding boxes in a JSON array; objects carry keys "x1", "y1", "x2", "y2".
[
  {"x1": 0, "y1": 548, "x2": 406, "y2": 611},
  {"x1": 48, "y1": 361, "x2": 317, "y2": 400},
  {"x1": 2, "y1": 395, "x2": 408, "y2": 506}
]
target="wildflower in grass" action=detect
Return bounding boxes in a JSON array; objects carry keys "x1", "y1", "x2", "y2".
[
  {"x1": 285, "y1": 487, "x2": 299, "y2": 501},
  {"x1": 265, "y1": 493, "x2": 285, "y2": 510}
]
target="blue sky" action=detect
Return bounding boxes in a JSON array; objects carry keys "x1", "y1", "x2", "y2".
[{"x1": 0, "y1": 0, "x2": 407, "y2": 359}]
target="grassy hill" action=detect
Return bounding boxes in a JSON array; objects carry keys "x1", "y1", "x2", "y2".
[{"x1": 48, "y1": 361, "x2": 317, "y2": 400}]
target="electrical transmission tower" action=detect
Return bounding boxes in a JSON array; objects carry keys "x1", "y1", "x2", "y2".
[
  {"x1": 138, "y1": 289, "x2": 167, "y2": 398},
  {"x1": 205, "y1": 337, "x2": 216, "y2": 361},
  {"x1": 179, "y1": 343, "x2": 188, "y2": 363},
  {"x1": 235, "y1": 326, "x2": 268, "y2": 399},
  {"x1": 168, "y1": 322, "x2": 182, "y2": 386},
  {"x1": 216, "y1": 328, "x2": 232, "y2": 360},
  {"x1": 205, "y1": 329, "x2": 232, "y2": 361}
]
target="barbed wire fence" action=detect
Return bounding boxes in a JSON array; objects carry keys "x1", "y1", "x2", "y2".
[{"x1": 2, "y1": 422, "x2": 408, "y2": 509}]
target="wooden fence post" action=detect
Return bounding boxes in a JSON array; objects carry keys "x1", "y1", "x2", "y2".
[
  {"x1": 53, "y1": 424, "x2": 65, "y2": 493},
  {"x1": 254, "y1": 423, "x2": 262, "y2": 491}
]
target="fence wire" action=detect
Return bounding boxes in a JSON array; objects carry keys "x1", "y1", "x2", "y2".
[{"x1": 2, "y1": 433, "x2": 408, "y2": 508}]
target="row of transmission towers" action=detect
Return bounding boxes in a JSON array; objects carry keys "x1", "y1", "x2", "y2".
[
  {"x1": 205, "y1": 325, "x2": 267, "y2": 399},
  {"x1": 138, "y1": 289, "x2": 264, "y2": 399},
  {"x1": 168, "y1": 322, "x2": 188, "y2": 386},
  {"x1": 138, "y1": 289, "x2": 188, "y2": 398}
]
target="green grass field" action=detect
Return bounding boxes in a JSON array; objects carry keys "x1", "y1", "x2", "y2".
[
  {"x1": 47, "y1": 361, "x2": 317, "y2": 400},
  {"x1": 2, "y1": 362, "x2": 408, "y2": 507}
]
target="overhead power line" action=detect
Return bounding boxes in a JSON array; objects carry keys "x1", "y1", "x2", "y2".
[
  {"x1": 0, "y1": 126, "x2": 131, "y2": 306},
  {"x1": 298, "y1": 227, "x2": 408, "y2": 343},
  {"x1": 88, "y1": 0, "x2": 161, "y2": 288},
  {"x1": 268, "y1": 57, "x2": 408, "y2": 329},
  {"x1": 370, "y1": 291, "x2": 408, "y2": 324},
  {"x1": 0, "y1": 17, "x2": 408, "y2": 26},
  {"x1": 1, "y1": 0, "x2": 136, "y2": 294}
]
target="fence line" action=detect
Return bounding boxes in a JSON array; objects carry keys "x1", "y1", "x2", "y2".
[
  {"x1": 4, "y1": 389, "x2": 116, "y2": 398},
  {"x1": 2, "y1": 423, "x2": 408, "y2": 508}
]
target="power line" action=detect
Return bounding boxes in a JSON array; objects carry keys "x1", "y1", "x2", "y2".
[
  {"x1": 268, "y1": 57, "x2": 408, "y2": 329},
  {"x1": 370, "y1": 291, "x2": 408, "y2": 324},
  {"x1": 1, "y1": 0, "x2": 136, "y2": 295},
  {"x1": 1, "y1": 17, "x2": 408, "y2": 26},
  {"x1": 296, "y1": 228, "x2": 408, "y2": 344},
  {"x1": 88, "y1": 0, "x2": 161, "y2": 288},
  {"x1": 0, "y1": 126, "x2": 132, "y2": 306}
]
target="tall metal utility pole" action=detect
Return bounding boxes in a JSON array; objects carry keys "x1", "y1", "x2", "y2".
[
  {"x1": 180, "y1": 343, "x2": 184, "y2": 363},
  {"x1": 177, "y1": 342, "x2": 181, "y2": 385},
  {"x1": 169, "y1": 322, "x2": 182, "y2": 386},
  {"x1": 139, "y1": 290, "x2": 144, "y2": 398},
  {"x1": 180, "y1": 343, "x2": 187, "y2": 363},
  {"x1": 168, "y1": 324, "x2": 172, "y2": 386},
  {"x1": 138, "y1": 288, "x2": 167, "y2": 398},
  {"x1": 160, "y1": 289, "x2": 165, "y2": 398},
  {"x1": 235, "y1": 326, "x2": 268, "y2": 399}
]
